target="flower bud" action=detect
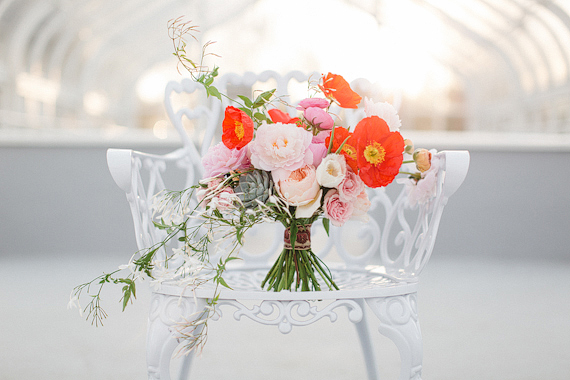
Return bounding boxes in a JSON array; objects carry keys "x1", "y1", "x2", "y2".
[
  {"x1": 413, "y1": 148, "x2": 432, "y2": 172},
  {"x1": 404, "y1": 139, "x2": 414, "y2": 155}
]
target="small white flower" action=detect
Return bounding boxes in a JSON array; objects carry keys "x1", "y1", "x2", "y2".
[{"x1": 316, "y1": 154, "x2": 347, "y2": 188}]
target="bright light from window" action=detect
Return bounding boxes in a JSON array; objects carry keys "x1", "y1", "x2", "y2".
[
  {"x1": 153, "y1": 120, "x2": 169, "y2": 139},
  {"x1": 137, "y1": 69, "x2": 170, "y2": 103},
  {"x1": 83, "y1": 91, "x2": 108, "y2": 116},
  {"x1": 210, "y1": 0, "x2": 451, "y2": 99}
]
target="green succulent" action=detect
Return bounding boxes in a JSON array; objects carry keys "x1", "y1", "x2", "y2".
[{"x1": 234, "y1": 170, "x2": 272, "y2": 209}]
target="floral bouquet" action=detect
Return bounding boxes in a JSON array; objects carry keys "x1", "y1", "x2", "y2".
[
  {"x1": 196, "y1": 73, "x2": 411, "y2": 292},
  {"x1": 71, "y1": 19, "x2": 439, "y2": 352}
]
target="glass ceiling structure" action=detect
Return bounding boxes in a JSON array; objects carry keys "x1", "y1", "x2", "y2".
[{"x1": 1, "y1": 0, "x2": 569, "y2": 138}]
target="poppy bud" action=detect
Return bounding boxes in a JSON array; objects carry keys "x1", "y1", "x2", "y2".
[
  {"x1": 413, "y1": 148, "x2": 432, "y2": 172},
  {"x1": 404, "y1": 139, "x2": 414, "y2": 155}
]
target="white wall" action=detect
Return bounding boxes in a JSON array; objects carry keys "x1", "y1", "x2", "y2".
[{"x1": 1, "y1": 144, "x2": 569, "y2": 262}]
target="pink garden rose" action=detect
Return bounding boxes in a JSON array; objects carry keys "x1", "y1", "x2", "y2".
[
  {"x1": 304, "y1": 107, "x2": 334, "y2": 130},
  {"x1": 276, "y1": 165, "x2": 320, "y2": 206},
  {"x1": 323, "y1": 189, "x2": 354, "y2": 227},
  {"x1": 249, "y1": 122, "x2": 313, "y2": 174},
  {"x1": 202, "y1": 142, "x2": 250, "y2": 178},
  {"x1": 338, "y1": 169, "x2": 365, "y2": 202},
  {"x1": 297, "y1": 97, "x2": 329, "y2": 110},
  {"x1": 350, "y1": 190, "x2": 371, "y2": 222}
]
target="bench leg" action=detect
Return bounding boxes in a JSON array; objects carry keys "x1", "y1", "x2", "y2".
[
  {"x1": 365, "y1": 294, "x2": 423, "y2": 380},
  {"x1": 147, "y1": 293, "x2": 206, "y2": 380}
]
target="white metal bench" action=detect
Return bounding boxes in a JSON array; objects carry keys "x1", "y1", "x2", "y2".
[{"x1": 107, "y1": 72, "x2": 470, "y2": 380}]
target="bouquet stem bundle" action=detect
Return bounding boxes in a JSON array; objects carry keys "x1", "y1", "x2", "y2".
[{"x1": 261, "y1": 223, "x2": 339, "y2": 291}]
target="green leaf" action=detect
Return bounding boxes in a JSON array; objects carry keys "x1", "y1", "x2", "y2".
[
  {"x1": 289, "y1": 221, "x2": 298, "y2": 251},
  {"x1": 237, "y1": 95, "x2": 253, "y2": 108},
  {"x1": 206, "y1": 86, "x2": 222, "y2": 100},
  {"x1": 239, "y1": 107, "x2": 253, "y2": 118},
  {"x1": 205, "y1": 76, "x2": 214, "y2": 86},
  {"x1": 254, "y1": 112, "x2": 267, "y2": 121},
  {"x1": 217, "y1": 276, "x2": 232, "y2": 289},
  {"x1": 252, "y1": 89, "x2": 275, "y2": 108},
  {"x1": 322, "y1": 218, "x2": 330, "y2": 236}
]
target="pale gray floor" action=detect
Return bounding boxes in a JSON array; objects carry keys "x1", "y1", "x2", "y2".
[{"x1": 1, "y1": 253, "x2": 569, "y2": 380}]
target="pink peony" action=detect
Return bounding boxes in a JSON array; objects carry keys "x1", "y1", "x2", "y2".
[
  {"x1": 249, "y1": 122, "x2": 313, "y2": 173},
  {"x1": 323, "y1": 189, "x2": 354, "y2": 227},
  {"x1": 304, "y1": 107, "x2": 334, "y2": 130},
  {"x1": 276, "y1": 165, "x2": 320, "y2": 206},
  {"x1": 297, "y1": 97, "x2": 329, "y2": 110},
  {"x1": 338, "y1": 169, "x2": 365, "y2": 202},
  {"x1": 202, "y1": 142, "x2": 251, "y2": 178},
  {"x1": 351, "y1": 190, "x2": 371, "y2": 222}
]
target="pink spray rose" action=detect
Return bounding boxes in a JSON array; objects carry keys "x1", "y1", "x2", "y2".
[
  {"x1": 308, "y1": 141, "x2": 328, "y2": 167},
  {"x1": 202, "y1": 142, "x2": 251, "y2": 178},
  {"x1": 323, "y1": 189, "x2": 354, "y2": 227},
  {"x1": 304, "y1": 107, "x2": 334, "y2": 130},
  {"x1": 297, "y1": 97, "x2": 329, "y2": 110},
  {"x1": 249, "y1": 122, "x2": 313, "y2": 174},
  {"x1": 338, "y1": 169, "x2": 365, "y2": 202}
]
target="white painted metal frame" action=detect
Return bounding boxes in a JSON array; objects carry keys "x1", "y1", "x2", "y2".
[{"x1": 107, "y1": 73, "x2": 470, "y2": 380}]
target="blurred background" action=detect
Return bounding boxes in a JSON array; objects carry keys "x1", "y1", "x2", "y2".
[{"x1": 1, "y1": 0, "x2": 569, "y2": 379}]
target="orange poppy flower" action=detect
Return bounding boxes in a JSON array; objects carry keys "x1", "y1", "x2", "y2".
[
  {"x1": 222, "y1": 106, "x2": 254, "y2": 150},
  {"x1": 325, "y1": 127, "x2": 358, "y2": 173},
  {"x1": 267, "y1": 108, "x2": 301, "y2": 125},
  {"x1": 352, "y1": 116, "x2": 404, "y2": 188},
  {"x1": 319, "y1": 73, "x2": 362, "y2": 109}
]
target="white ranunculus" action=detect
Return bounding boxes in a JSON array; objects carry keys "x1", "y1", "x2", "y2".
[{"x1": 316, "y1": 153, "x2": 347, "y2": 188}]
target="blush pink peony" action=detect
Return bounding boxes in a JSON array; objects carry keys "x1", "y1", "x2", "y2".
[
  {"x1": 323, "y1": 189, "x2": 354, "y2": 227},
  {"x1": 202, "y1": 142, "x2": 251, "y2": 178},
  {"x1": 249, "y1": 122, "x2": 313, "y2": 173}
]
